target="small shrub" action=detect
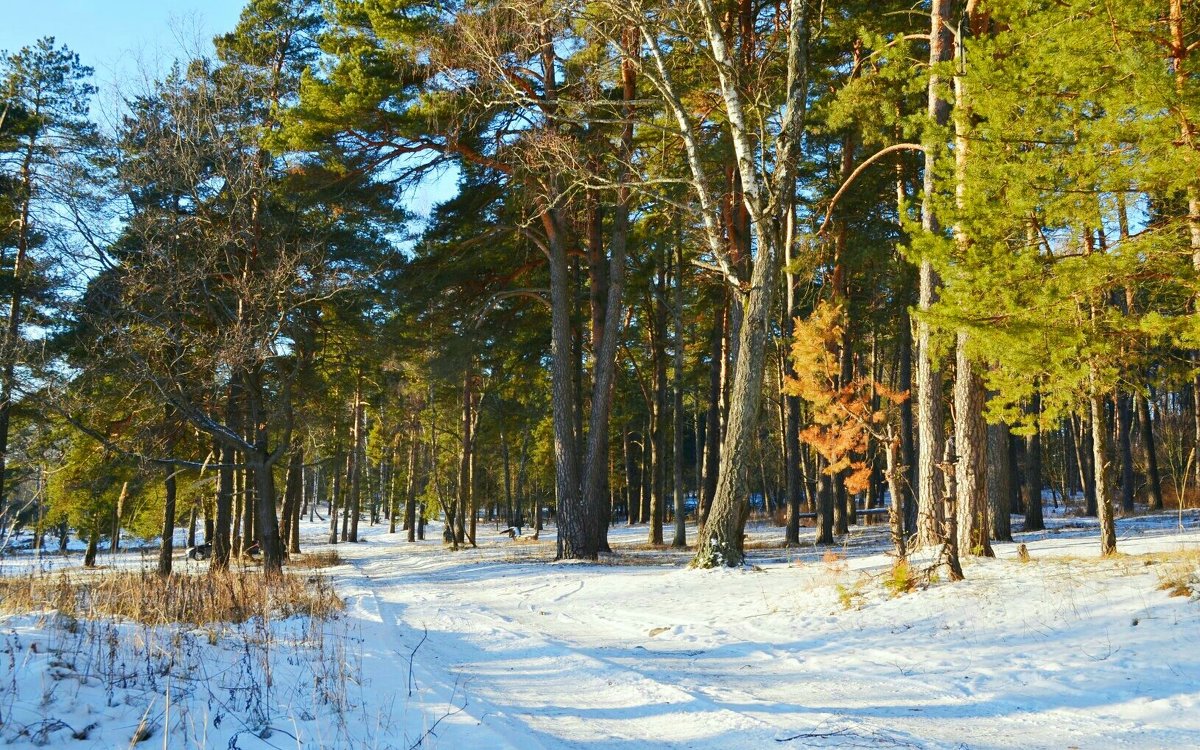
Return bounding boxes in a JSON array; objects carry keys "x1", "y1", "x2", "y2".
[
  {"x1": 836, "y1": 580, "x2": 866, "y2": 610},
  {"x1": 883, "y1": 559, "x2": 916, "y2": 597}
]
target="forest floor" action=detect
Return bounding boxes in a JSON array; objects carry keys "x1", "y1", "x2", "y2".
[{"x1": 0, "y1": 506, "x2": 1198, "y2": 749}]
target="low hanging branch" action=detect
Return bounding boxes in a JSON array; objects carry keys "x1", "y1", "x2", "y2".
[{"x1": 816, "y1": 142, "x2": 926, "y2": 237}]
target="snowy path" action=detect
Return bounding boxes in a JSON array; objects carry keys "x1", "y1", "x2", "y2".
[{"x1": 319, "y1": 512, "x2": 1200, "y2": 749}]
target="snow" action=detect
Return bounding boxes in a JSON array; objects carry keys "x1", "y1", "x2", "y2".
[{"x1": 1, "y1": 508, "x2": 1198, "y2": 748}]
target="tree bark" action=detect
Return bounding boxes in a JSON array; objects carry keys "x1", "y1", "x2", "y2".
[
  {"x1": 954, "y1": 333, "x2": 991, "y2": 555},
  {"x1": 815, "y1": 456, "x2": 835, "y2": 545},
  {"x1": 1024, "y1": 394, "x2": 1046, "y2": 532},
  {"x1": 157, "y1": 467, "x2": 177, "y2": 578},
  {"x1": 915, "y1": 0, "x2": 954, "y2": 549},
  {"x1": 406, "y1": 435, "x2": 419, "y2": 542},
  {"x1": 246, "y1": 367, "x2": 284, "y2": 575},
  {"x1": 671, "y1": 240, "x2": 687, "y2": 548},
  {"x1": 283, "y1": 448, "x2": 303, "y2": 554},
  {"x1": 212, "y1": 376, "x2": 240, "y2": 571},
  {"x1": 1091, "y1": 389, "x2": 1118, "y2": 555},
  {"x1": 699, "y1": 302, "x2": 725, "y2": 532},
  {"x1": 349, "y1": 373, "x2": 364, "y2": 542},
  {"x1": 986, "y1": 422, "x2": 1013, "y2": 542},
  {"x1": 1116, "y1": 393, "x2": 1135, "y2": 513},
  {"x1": 1138, "y1": 391, "x2": 1163, "y2": 510}
]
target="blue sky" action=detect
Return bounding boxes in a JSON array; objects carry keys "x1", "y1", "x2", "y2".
[
  {"x1": 2, "y1": 0, "x2": 458, "y2": 218},
  {"x1": 1, "y1": 1, "x2": 247, "y2": 84}
]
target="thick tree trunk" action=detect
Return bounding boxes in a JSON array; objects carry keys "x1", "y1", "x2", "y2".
[
  {"x1": 954, "y1": 333, "x2": 992, "y2": 556},
  {"x1": 577, "y1": 32, "x2": 635, "y2": 557},
  {"x1": 546, "y1": 207, "x2": 585, "y2": 559},
  {"x1": 915, "y1": 0, "x2": 954, "y2": 549},
  {"x1": 692, "y1": 243, "x2": 781, "y2": 567},
  {"x1": 986, "y1": 422, "x2": 1013, "y2": 542},
  {"x1": 685, "y1": 0, "x2": 808, "y2": 567},
  {"x1": 815, "y1": 456, "x2": 835, "y2": 545}
]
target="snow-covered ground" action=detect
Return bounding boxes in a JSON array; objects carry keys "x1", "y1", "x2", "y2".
[{"x1": 1, "y1": 508, "x2": 1198, "y2": 749}]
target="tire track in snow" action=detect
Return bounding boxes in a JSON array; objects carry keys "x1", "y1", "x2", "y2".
[
  {"x1": 335, "y1": 563, "x2": 551, "y2": 750},
  {"x1": 344, "y1": 551, "x2": 805, "y2": 749}
]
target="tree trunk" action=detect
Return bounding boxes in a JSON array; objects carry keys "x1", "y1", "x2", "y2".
[
  {"x1": 649, "y1": 269, "x2": 667, "y2": 546},
  {"x1": 783, "y1": 197, "x2": 803, "y2": 547},
  {"x1": 246, "y1": 368, "x2": 284, "y2": 576},
  {"x1": 329, "y1": 444, "x2": 342, "y2": 544},
  {"x1": 546, "y1": 207, "x2": 584, "y2": 559},
  {"x1": 885, "y1": 437, "x2": 906, "y2": 559},
  {"x1": 915, "y1": 0, "x2": 954, "y2": 549},
  {"x1": 954, "y1": 333, "x2": 991, "y2": 556},
  {"x1": 1070, "y1": 412, "x2": 1096, "y2": 514},
  {"x1": 898, "y1": 302, "x2": 918, "y2": 537},
  {"x1": 940, "y1": 438, "x2": 964, "y2": 581},
  {"x1": 986, "y1": 422, "x2": 1013, "y2": 542},
  {"x1": 157, "y1": 466, "x2": 177, "y2": 578},
  {"x1": 699, "y1": 302, "x2": 725, "y2": 532},
  {"x1": 0, "y1": 140, "x2": 37, "y2": 512},
  {"x1": 84, "y1": 516, "x2": 100, "y2": 568},
  {"x1": 1024, "y1": 394, "x2": 1046, "y2": 532},
  {"x1": 283, "y1": 448, "x2": 303, "y2": 554},
  {"x1": 692, "y1": 247, "x2": 781, "y2": 567},
  {"x1": 406, "y1": 435, "x2": 419, "y2": 542},
  {"x1": 1116, "y1": 393, "x2": 1135, "y2": 513},
  {"x1": 457, "y1": 365, "x2": 473, "y2": 546},
  {"x1": 213, "y1": 426, "x2": 234, "y2": 570},
  {"x1": 349, "y1": 375, "x2": 364, "y2": 542},
  {"x1": 671, "y1": 240, "x2": 687, "y2": 548},
  {"x1": 1138, "y1": 391, "x2": 1163, "y2": 511},
  {"x1": 624, "y1": 429, "x2": 638, "y2": 524},
  {"x1": 815, "y1": 456, "x2": 835, "y2": 545},
  {"x1": 1091, "y1": 389, "x2": 1118, "y2": 556}
]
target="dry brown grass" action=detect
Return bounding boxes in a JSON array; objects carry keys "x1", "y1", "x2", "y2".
[
  {"x1": 1145, "y1": 549, "x2": 1200, "y2": 598},
  {"x1": 287, "y1": 549, "x2": 343, "y2": 569},
  {"x1": 0, "y1": 568, "x2": 343, "y2": 626}
]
